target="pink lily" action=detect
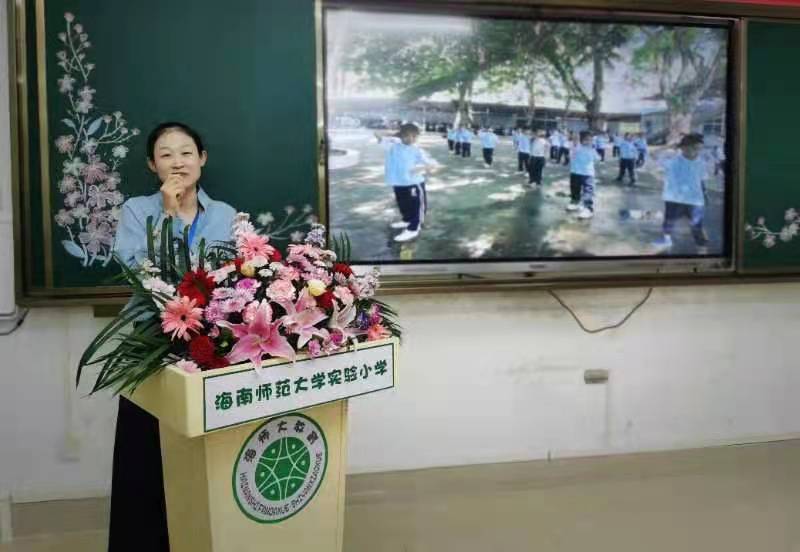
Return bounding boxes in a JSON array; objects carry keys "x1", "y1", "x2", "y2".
[
  {"x1": 277, "y1": 288, "x2": 329, "y2": 349},
  {"x1": 327, "y1": 301, "x2": 366, "y2": 347},
  {"x1": 218, "y1": 300, "x2": 295, "y2": 372}
]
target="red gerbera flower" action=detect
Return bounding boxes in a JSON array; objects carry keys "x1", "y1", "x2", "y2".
[
  {"x1": 333, "y1": 263, "x2": 353, "y2": 277},
  {"x1": 177, "y1": 269, "x2": 216, "y2": 307},
  {"x1": 317, "y1": 290, "x2": 335, "y2": 310}
]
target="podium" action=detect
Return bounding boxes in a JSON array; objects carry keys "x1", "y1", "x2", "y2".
[{"x1": 126, "y1": 337, "x2": 398, "y2": 552}]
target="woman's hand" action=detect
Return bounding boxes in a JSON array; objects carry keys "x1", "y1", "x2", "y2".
[{"x1": 160, "y1": 174, "x2": 187, "y2": 217}]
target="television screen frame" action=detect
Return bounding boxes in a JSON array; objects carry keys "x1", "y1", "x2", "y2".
[{"x1": 320, "y1": 0, "x2": 741, "y2": 281}]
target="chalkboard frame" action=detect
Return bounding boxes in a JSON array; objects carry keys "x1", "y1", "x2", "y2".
[{"x1": 11, "y1": 0, "x2": 800, "y2": 305}]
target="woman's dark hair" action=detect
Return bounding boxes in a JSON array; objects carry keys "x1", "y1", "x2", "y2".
[{"x1": 146, "y1": 122, "x2": 205, "y2": 161}]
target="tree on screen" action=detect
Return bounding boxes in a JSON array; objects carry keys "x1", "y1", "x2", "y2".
[
  {"x1": 544, "y1": 23, "x2": 633, "y2": 130},
  {"x1": 632, "y1": 27, "x2": 727, "y2": 143}
]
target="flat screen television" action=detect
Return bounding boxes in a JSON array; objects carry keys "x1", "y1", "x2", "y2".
[{"x1": 323, "y1": 2, "x2": 736, "y2": 277}]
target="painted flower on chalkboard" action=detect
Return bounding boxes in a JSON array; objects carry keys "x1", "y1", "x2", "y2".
[
  {"x1": 52, "y1": 13, "x2": 139, "y2": 268},
  {"x1": 745, "y1": 209, "x2": 800, "y2": 248},
  {"x1": 253, "y1": 204, "x2": 317, "y2": 245}
]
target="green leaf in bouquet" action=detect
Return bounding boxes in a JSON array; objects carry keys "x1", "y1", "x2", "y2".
[
  {"x1": 180, "y1": 224, "x2": 191, "y2": 276},
  {"x1": 76, "y1": 301, "x2": 152, "y2": 387},
  {"x1": 146, "y1": 216, "x2": 155, "y2": 263},
  {"x1": 159, "y1": 217, "x2": 170, "y2": 278},
  {"x1": 167, "y1": 219, "x2": 176, "y2": 280},
  {"x1": 198, "y1": 238, "x2": 206, "y2": 271}
]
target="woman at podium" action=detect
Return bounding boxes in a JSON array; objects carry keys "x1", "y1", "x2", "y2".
[{"x1": 109, "y1": 122, "x2": 236, "y2": 551}]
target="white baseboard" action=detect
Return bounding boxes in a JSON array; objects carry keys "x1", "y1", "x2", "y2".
[
  {"x1": 0, "y1": 306, "x2": 25, "y2": 335},
  {"x1": 11, "y1": 487, "x2": 109, "y2": 504},
  {"x1": 0, "y1": 495, "x2": 12, "y2": 544}
]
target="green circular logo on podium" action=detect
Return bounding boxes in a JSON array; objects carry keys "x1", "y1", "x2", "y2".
[
  {"x1": 233, "y1": 413, "x2": 328, "y2": 523},
  {"x1": 256, "y1": 437, "x2": 311, "y2": 501}
]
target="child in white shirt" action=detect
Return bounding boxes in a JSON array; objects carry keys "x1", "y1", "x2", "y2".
[
  {"x1": 375, "y1": 123, "x2": 439, "y2": 242},
  {"x1": 566, "y1": 131, "x2": 601, "y2": 219}
]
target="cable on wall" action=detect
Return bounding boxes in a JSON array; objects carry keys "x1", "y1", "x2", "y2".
[{"x1": 547, "y1": 288, "x2": 653, "y2": 334}]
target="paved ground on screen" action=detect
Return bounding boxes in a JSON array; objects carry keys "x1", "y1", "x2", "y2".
[{"x1": 328, "y1": 131, "x2": 726, "y2": 262}]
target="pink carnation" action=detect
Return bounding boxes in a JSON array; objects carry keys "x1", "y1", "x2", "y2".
[
  {"x1": 204, "y1": 301, "x2": 226, "y2": 324},
  {"x1": 222, "y1": 297, "x2": 247, "y2": 314},
  {"x1": 266, "y1": 279, "x2": 297, "y2": 302},
  {"x1": 233, "y1": 287, "x2": 256, "y2": 304},
  {"x1": 242, "y1": 300, "x2": 260, "y2": 323},
  {"x1": 212, "y1": 287, "x2": 236, "y2": 300},
  {"x1": 236, "y1": 278, "x2": 261, "y2": 293},
  {"x1": 277, "y1": 264, "x2": 301, "y2": 281},
  {"x1": 175, "y1": 359, "x2": 200, "y2": 374}
]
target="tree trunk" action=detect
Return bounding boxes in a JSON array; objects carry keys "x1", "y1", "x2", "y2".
[
  {"x1": 562, "y1": 96, "x2": 573, "y2": 130},
  {"x1": 665, "y1": 44, "x2": 725, "y2": 144},
  {"x1": 525, "y1": 72, "x2": 537, "y2": 128},
  {"x1": 452, "y1": 81, "x2": 474, "y2": 128},
  {"x1": 588, "y1": 51, "x2": 604, "y2": 131},
  {"x1": 667, "y1": 111, "x2": 694, "y2": 145}
]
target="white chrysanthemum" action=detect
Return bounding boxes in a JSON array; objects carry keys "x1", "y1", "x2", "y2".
[
  {"x1": 142, "y1": 277, "x2": 176, "y2": 296},
  {"x1": 139, "y1": 259, "x2": 161, "y2": 275},
  {"x1": 232, "y1": 212, "x2": 255, "y2": 236},
  {"x1": 248, "y1": 255, "x2": 269, "y2": 268}
]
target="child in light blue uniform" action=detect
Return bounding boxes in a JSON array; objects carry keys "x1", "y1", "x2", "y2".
[
  {"x1": 612, "y1": 133, "x2": 622, "y2": 158},
  {"x1": 375, "y1": 123, "x2": 439, "y2": 242},
  {"x1": 529, "y1": 130, "x2": 549, "y2": 187},
  {"x1": 478, "y1": 128, "x2": 498, "y2": 166},
  {"x1": 567, "y1": 130, "x2": 601, "y2": 219},
  {"x1": 634, "y1": 133, "x2": 649, "y2": 167},
  {"x1": 616, "y1": 133, "x2": 638, "y2": 185},
  {"x1": 515, "y1": 129, "x2": 531, "y2": 173},
  {"x1": 549, "y1": 130, "x2": 562, "y2": 160},
  {"x1": 446, "y1": 126, "x2": 456, "y2": 153},
  {"x1": 652, "y1": 134, "x2": 709, "y2": 254},
  {"x1": 458, "y1": 126, "x2": 474, "y2": 158},
  {"x1": 560, "y1": 132, "x2": 573, "y2": 166},
  {"x1": 593, "y1": 133, "x2": 608, "y2": 162}
]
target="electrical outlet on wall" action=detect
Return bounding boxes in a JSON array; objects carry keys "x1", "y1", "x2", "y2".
[
  {"x1": 584, "y1": 369, "x2": 610, "y2": 384},
  {"x1": 60, "y1": 432, "x2": 82, "y2": 462}
]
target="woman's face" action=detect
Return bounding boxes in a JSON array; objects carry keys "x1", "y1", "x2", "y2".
[{"x1": 147, "y1": 129, "x2": 207, "y2": 188}]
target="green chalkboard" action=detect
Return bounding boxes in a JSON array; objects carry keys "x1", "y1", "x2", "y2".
[
  {"x1": 742, "y1": 21, "x2": 800, "y2": 272},
  {"x1": 19, "y1": 0, "x2": 319, "y2": 300}
]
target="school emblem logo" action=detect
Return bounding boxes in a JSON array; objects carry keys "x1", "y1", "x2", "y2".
[{"x1": 232, "y1": 413, "x2": 328, "y2": 523}]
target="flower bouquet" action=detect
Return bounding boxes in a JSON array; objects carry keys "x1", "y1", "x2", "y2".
[{"x1": 77, "y1": 214, "x2": 400, "y2": 394}]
